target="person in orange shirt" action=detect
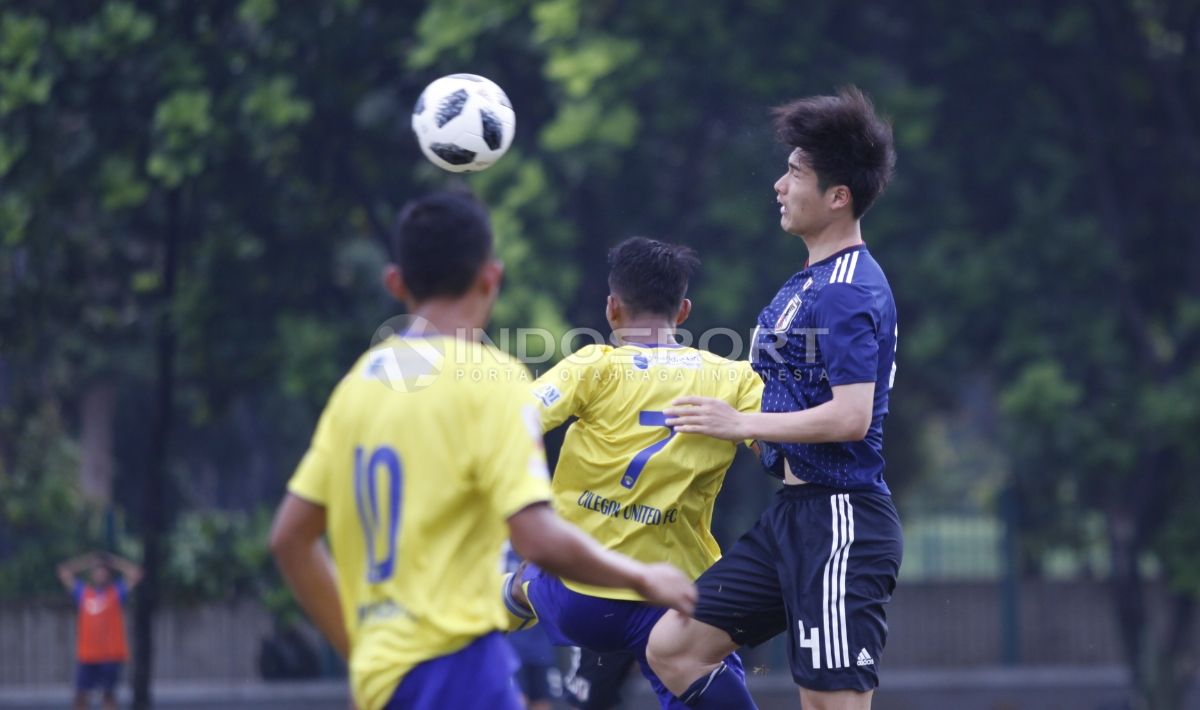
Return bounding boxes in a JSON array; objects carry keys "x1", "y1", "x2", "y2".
[{"x1": 57, "y1": 552, "x2": 142, "y2": 710}]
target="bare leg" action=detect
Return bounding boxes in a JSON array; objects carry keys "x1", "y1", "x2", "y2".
[
  {"x1": 101, "y1": 690, "x2": 117, "y2": 710},
  {"x1": 645, "y1": 609, "x2": 740, "y2": 696},
  {"x1": 799, "y1": 687, "x2": 874, "y2": 710},
  {"x1": 72, "y1": 691, "x2": 88, "y2": 710}
]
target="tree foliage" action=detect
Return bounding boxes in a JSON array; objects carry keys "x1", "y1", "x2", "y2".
[{"x1": 1, "y1": 1, "x2": 1198, "y2": 707}]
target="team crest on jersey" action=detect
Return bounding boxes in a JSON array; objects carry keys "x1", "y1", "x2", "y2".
[
  {"x1": 84, "y1": 596, "x2": 110, "y2": 615},
  {"x1": 533, "y1": 383, "x2": 561, "y2": 407},
  {"x1": 774, "y1": 295, "x2": 803, "y2": 332}
]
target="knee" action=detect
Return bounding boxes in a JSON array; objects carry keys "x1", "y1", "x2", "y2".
[
  {"x1": 646, "y1": 610, "x2": 697, "y2": 682},
  {"x1": 799, "y1": 688, "x2": 874, "y2": 710}
]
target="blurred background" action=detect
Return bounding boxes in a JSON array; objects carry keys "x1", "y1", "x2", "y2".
[{"x1": 1, "y1": 0, "x2": 1198, "y2": 708}]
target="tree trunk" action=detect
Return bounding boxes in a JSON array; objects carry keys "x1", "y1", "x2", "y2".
[
  {"x1": 132, "y1": 189, "x2": 182, "y2": 710},
  {"x1": 1109, "y1": 506, "x2": 1152, "y2": 709},
  {"x1": 79, "y1": 380, "x2": 116, "y2": 505},
  {"x1": 1164, "y1": 593, "x2": 1197, "y2": 710},
  {"x1": 1109, "y1": 504, "x2": 1197, "y2": 710}
]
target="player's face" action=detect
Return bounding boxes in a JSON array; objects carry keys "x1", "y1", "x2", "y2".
[
  {"x1": 90, "y1": 566, "x2": 111, "y2": 586},
  {"x1": 774, "y1": 149, "x2": 830, "y2": 236}
]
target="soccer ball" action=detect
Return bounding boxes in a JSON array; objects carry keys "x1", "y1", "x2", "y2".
[{"x1": 411, "y1": 74, "x2": 515, "y2": 173}]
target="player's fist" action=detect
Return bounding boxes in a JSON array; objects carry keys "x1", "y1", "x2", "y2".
[{"x1": 635, "y1": 563, "x2": 698, "y2": 616}]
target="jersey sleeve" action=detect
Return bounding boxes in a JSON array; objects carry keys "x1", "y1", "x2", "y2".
[
  {"x1": 479, "y1": 363, "x2": 553, "y2": 519},
  {"x1": 733, "y1": 361, "x2": 764, "y2": 448},
  {"x1": 287, "y1": 378, "x2": 346, "y2": 506},
  {"x1": 734, "y1": 361, "x2": 764, "y2": 414},
  {"x1": 530, "y1": 344, "x2": 605, "y2": 431},
  {"x1": 73, "y1": 580, "x2": 84, "y2": 605},
  {"x1": 815, "y1": 283, "x2": 880, "y2": 386},
  {"x1": 115, "y1": 578, "x2": 128, "y2": 604}
]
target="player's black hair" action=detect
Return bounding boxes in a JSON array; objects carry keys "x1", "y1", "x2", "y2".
[
  {"x1": 607, "y1": 237, "x2": 700, "y2": 318},
  {"x1": 389, "y1": 191, "x2": 494, "y2": 301},
  {"x1": 773, "y1": 86, "x2": 896, "y2": 218}
]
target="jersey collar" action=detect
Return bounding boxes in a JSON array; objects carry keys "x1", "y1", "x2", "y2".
[{"x1": 803, "y1": 243, "x2": 867, "y2": 271}]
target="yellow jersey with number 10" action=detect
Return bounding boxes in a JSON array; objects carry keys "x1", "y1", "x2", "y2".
[
  {"x1": 532, "y1": 342, "x2": 763, "y2": 600},
  {"x1": 288, "y1": 335, "x2": 550, "y2": 710}
]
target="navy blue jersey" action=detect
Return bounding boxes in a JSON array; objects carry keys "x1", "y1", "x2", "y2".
[{"x1": 750, "y1": 245, "x2": 897, "y2": 494}]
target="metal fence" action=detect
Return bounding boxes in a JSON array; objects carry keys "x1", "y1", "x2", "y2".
[
  {"x1": 899, "y1": 514, "x2": 1004, "y2": 582},
  {"x1": 707, "y1": 579, "x2": 1174, "y2": 680},
  {"x1": 0, "y1": 600, "x2": 271, "y2": 686},
  {"x1": 1, "y1": 580, "x2": 1173, "y2": 686}
]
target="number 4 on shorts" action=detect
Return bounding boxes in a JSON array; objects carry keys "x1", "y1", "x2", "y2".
[{"x1": 798, "y1": 620, "x2": 821, "y2": 669}]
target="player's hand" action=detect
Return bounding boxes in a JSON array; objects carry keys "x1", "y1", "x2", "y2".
[
  {"x1": 664, "y1": 396, "x2": 750, "y2": 441},
  {"x1": 635, "y1": 562, "x2": 697, "y2": 616}
]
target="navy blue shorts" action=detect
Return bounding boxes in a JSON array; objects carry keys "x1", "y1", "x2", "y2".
[
  {"x1": 385, "y1": 632, "x2": 521, "y2": 710},
  {"x1": 525, "y1": 571, "x2": 744, "y2": 710},
  {"x1": 693, "y1": 484, "x2": 902, "y2": 692},
  {"x1": 75, "y1": 661, "x2": 121, "y2": 693}
]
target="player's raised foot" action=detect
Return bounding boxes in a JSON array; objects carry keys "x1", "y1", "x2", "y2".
[{"x1": 501, "y1": 561, "x2": 539, "y2": 632}]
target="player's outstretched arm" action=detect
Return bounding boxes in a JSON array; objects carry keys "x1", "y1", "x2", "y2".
[
  {"x1": 507, "y1": 502, "x2": 697, "y2": 615},
  {"x1": 665, "y1": 382, "x2": 875, "y2": 444},
  {"x1": 269, "y1": 493, "x2": 351, "y2": 659}
]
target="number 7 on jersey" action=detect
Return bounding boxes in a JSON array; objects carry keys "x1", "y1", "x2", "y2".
[{"x1": 621, "y1": 411, "x2": 676, "y2": 489}]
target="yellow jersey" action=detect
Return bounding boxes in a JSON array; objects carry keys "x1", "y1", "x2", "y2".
[
  {"x1": 532, "y1": 342, "x2": 763, "y2": 600},
  {"x1": 288, "y1": 335, "x2": 550, "y2": 710}
]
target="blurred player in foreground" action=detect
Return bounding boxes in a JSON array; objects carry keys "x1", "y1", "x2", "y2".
[
  {"x1": 503, "y1": 237, "x2": 763, "y2": 709},
  {"x1": 502, "y1": 545, "x2": 559, "y2": 710},
  {"x1": 647, "y1": 87, "x2": 903, "y2": 710},
  {"x1": 269, "y1": 191, "x2": 696, "y2": 710},
  {"x1": 57, "y1": 551, "x2": 142, "y2": 710}
]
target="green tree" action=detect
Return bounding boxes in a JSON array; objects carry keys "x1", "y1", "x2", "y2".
[
  {"x1": 4, "y1": 2, "x2": 1197, "y2": 708},
  {"x1": 872, "y1": 2, "x2": 1200, "y2": 706}
]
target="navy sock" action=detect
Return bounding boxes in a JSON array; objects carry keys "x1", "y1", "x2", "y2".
[{"x1": 678, "y1": 662, "x2": 758, "y2": 709}]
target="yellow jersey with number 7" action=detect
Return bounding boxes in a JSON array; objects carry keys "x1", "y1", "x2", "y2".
[
  {"x1": 532, "y1": 342, "x2": 763, "y2": 600},
  {"x1": 288, "y1": 335, "x2": 551, "y2": 710}
]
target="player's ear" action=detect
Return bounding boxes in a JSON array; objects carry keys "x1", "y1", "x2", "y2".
[
  {"x1": 827, "y1": 184, "x2": 852, "y2": 213},
  {"x1": 383, "y1": 264, "x2": 409, "y2": 303},
  {"x1": 606, "y1": 295, "x2": 621, "y2": 325},
  {"x1": 478, "y1": 259, "x2": 504, "y2": 300},
  {"x1": 675, "y1": 298, "x2": 692, "y2": 326}
]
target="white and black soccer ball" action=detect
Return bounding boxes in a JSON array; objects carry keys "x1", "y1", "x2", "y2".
[{"x1": 411, "y1": 74, "x2": 515, "y2": 173}]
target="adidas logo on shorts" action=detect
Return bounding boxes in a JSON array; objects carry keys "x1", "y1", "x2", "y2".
[{"x1": 856, "y1": 648, "x2": 874, "y2": 667}]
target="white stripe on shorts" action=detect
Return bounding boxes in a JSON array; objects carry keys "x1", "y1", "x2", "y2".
[
  {"x1": 822, "y1": 494, "x2": 855, "y2": 668},
  {"x1": 839, "y1": 495, "x2": 856, "y2": 668}
]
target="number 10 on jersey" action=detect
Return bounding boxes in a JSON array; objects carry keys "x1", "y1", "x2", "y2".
[{"x1": 354, "y1": 445, "x2": 403, "y2": 584}]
